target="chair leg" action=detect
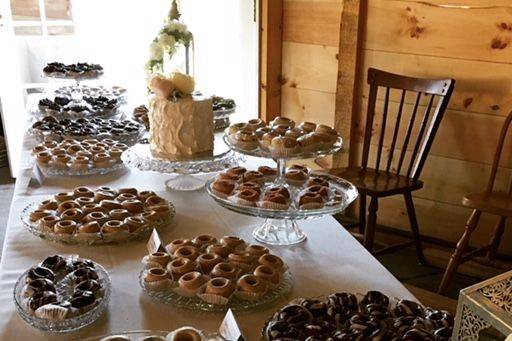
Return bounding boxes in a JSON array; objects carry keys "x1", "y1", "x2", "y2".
[
  {"x1": 438, "y1": 209, "x2": 482, "y2": 294},
  {"x1": 487, "y1": 216, "x2": 506, "y2": 261},
  {"x1": 364, "y1": 196, "x2": 378, "y2": 252},
  {"x1": 403, "y1": 192, "x2": 426, "y2": 265},
  {"x1": 359, "y1": 194, "x2": 367, "y2": 235}
]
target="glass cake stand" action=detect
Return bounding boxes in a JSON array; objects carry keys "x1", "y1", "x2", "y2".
[
  {"x1": 206, "y1": 173, "x2": 358, "y2": 246},
  {"x1": 214, "y1": 107, "x2": 236, "y2": 131},
  {"x1": 122, "y1": 134, "x2": 240, "y2": 192},
  {"x1": 82, "y1": 330, "x2": 220, "y2": 340},
  {"x1": 44, "y1": 71, "x2": 103, "y2": 101}
]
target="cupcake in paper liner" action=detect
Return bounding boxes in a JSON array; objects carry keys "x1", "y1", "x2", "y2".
[
  {"x1": 101, "y1": 221, "x2": 131, "y2": 242},
  {"x1": 253, "y1": 265, "x2": 281, "y2": 289},
  {"x1": 197, "y1": 277, "x2": 236, "y2": 306},
  {"x1": 297, "y1": 192, "x2": 325, "y2": 210},
  {"x1": 219, "y1": 235, "x2": 247, "y2": 251},
  {"x1": 173, "y1": 271, "x2": 208, "y2": 298},
  {"x1": 258, "y1": 193, "x2": 290, "y2": 211},
  {"x1": 143, "y1": 268, "x2": 172, "y2": 292},
  {"x1": 228, "y1": 188, "x2": 260, "y2": 207},
  {"x1": 166, "y1": 257, "x2": 198, "y2": 282},
  {"x1": 285, "y1": 169, "x2": 309, "y2": 187},
  {"x1": 297, "y1": 132, "x2": 324, "y2": 153},
  {"x1": 258, "y1": 253, "x2": 286, "y2": 273},
  {"x1": 230, "y1": 131, "x2": 259, "y2": 151},
  {"x1": 257, "y1": 165, "x2": 278, "y2": 183},
  {"x1": 34, "y1": 303, "x2": 69, "y2": 320},
  {"x1": 227, "y1": 251, "x2": 256, "y2": 273},
  {"x1": 235, "y1": 274, "x2": 268, "y2": 301},
  {"x1": 269, "y1": 136, "x2": 300, "y2": 158}
]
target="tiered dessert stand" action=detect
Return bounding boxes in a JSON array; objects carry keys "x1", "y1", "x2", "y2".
[
  {"x1": 122, "y1": 133, "x2": 239, "y2": 191},
  {"x1": 205, "y1": 132, "x2": 358, "y2": 246}
]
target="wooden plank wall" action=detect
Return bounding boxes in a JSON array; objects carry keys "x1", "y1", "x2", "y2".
[{"x1": 281, "y1": 0, "x2": 512, "y2": 254}]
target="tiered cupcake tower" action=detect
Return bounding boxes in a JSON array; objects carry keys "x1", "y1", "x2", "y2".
[{"x1": 205, "y1": 118, "x2": 358, "y2": 246}]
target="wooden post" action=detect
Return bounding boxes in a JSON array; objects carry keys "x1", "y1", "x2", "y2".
[
  {"x1": 333, "y1": 0, "x2": 363, "y2": 168},
  {"x1": 259, "y1": 0, "x2": 283, "y2": 123}
]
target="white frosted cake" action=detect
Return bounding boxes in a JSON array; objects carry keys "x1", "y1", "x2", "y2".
[{"x1": 149, "y1": 96, "x2": 214, "y2": 160}]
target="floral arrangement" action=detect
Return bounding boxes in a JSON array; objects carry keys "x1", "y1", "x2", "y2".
[
  {"x1": 145, "y1": 1, "x2": 193, "y2": 75},
  {"x1": 149, "y1": 72, "x2": 195, "y2": 101}
]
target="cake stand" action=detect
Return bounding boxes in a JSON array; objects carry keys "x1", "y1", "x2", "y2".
[
  {"x1": 214, "y1": 106, "x2": 236, "y2": 131},
  {"x1": 122, "y1": 133, "x2": 240, "y2": 192},
  {"x1": 208, "y1": 133, "x2": 357, "y2": 246}
]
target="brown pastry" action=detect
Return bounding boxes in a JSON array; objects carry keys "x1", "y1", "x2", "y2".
[
  {"x1": 150, "y1": 204, "x2": 170, "y2": 220},
  {"x1": 99, "y1": 199, "x2": 123, "y2": 210},
  {"x1": 260, "y1": 193, "x2": 289, "y2": 210},
  {"x1": 212, "y1": 179, "x2": 236, "y2": 197},
  {"x1": 205, "y1": 243, "x2": 232, "y2": 258},
  {"x1": 121, "y1": 199, "x2": 144, "y2": 213},
  {"x1": 178, "y1": 271, "x2": 208, "y2": 296},
  {"x1": 109, "y1": 208, "x2": 130, "y2": 220},
  {"x1": 205, "y1": 278, "x2": 236, "y2": 298},
  {"x1": 255, "y1": 126, "x2": 272, "y2": 139},
  {"x1": 124, "y1": 216, "x2": 145, "y2": 232},
  {"x1": 170, "y1": 328, "x2": 203, "y2": 341},
  {"x1": 196, "y1": 253, "x2": 223, "y2": 273},
  {"x1": 32, "y1": 145, "x2": 47, "y2": 154},
  {"x1": 269, "y1": 136, "x2": 299, "y2": 157},
  {"x1": 247, "y1": 118, "x2": 265, "y2": 131},
  {"x1": 298, "y1": 121, "x2": 317, "y2": 133},
  {"x1": 69, "y1": 156, "x2": 89, "y2": 172},
  {"x1": 246, "y1": 244, "x2": 270, "y2": 257},
  {"x1": 258, "y1": 166, "x2": 278, "y2": 180},
  {"x1": 166, "y1": 257, "x2": 197, "y2": 280},
  {"x1": 84, "y1": 211, "x2": 109, "y2": 225},
  {"x1": 211, "y1": 262, "x2": 239, "y2": 280},
  {"x1": 238, "y1": 182, "x2": 261, "y2": 195},
  {"x1": 29, "y1": 209, "x2": 53, "y2": 222},
  {"x1": 306, "y1": 177, "x2": 329, "y2": 188},
  {"x1": 285, "y1": 169, "x2": 308, "y2": 186},
  {"x1": 304, "y1": 185, "x2": 330, "y2": 199},
  {"x1": 297, "y1": 132, "x2": 324, "y2": 152},
  {"x1": 265, "y1": 186, "x2": 290, "y2": 199},
  {"x1": 93, "y1": 153, "x2": 111, "y2": 168},
  {"x1": 259, "y1": 254, "x2": 284, "y2": 271},
  {"x1": 298, "y1": 192, "x2": 324, "y2": 210},
  {"x1": 288, "y1": 164, "x2": 309, "y2": 174},
  {"x1": 52, "y1": 154, "x2": 71, "y2": 169},
  {"x1": 50, "y1": 148, "x2": 66, "y2": 156},
  {"x1": 66, "y1": 144, "x2": 82, "y2": 155},
  {"x1": 242, "y1": 171, "x2": 265, "y2": 185},
  {"x1": 259, "y1": 131, "x2": 280, "y2": 150},
  {"x1": 118, "y1": 187, "x2": 138, "y2": 195},
  {"x1": 54, "y1": 192, "x2": 74, "y2": 203},
  {"x1": 116, "y1": 193, "x2": 137, "y2": 202},
  {"x1": 174, "y1": 245, "x2": 199, "y2": 261},
  {"x1": 145, "y1": 195, "x2": 167, "y2": 207},
  {"x1": 272, "y1": 124, "x2": 289, "y2": 136},
  {"x1": 102, "y1": 220, "x2": 130, "y2": 234},
  {"x1": 54, "y1": 220, "x2": 77, "y2": 234},
  {"x1": 38, "y1": 215, "x2": 60, "y2": 231},
  {"x1": 109, "y1": 148, "x2": 123, "y2": 162},
  {"x1": 232, "y1": 130, "x2": 258, "y2": 150},
  {"x1": 36, "y1": 151, "x2": 52, "y2": 165},
  {"x1": 138, "y1": 190, "x2": 156, "y2": 201},
  {"x1": 228, "y1": 251, "x2": 255, "y2": 269},
  {"x1": 226, "y1": 166, "x2": 247, "y2": 177},
  {"x1": 38, "y1": 199, "x2": 58, "y2": 210},
  {"x1": 75, "y1": 197, "x2": 95, "y2": 206},
  {"x1": 218, "y1": 172, "x2": 241, "y2": 182},
  {"x1": 285, "y1": 128, "x2": 305, "y2": 139},
  {"x1": 148, "y1": 252, "x2": 171, "y2": 267},
  {"x1": 144, "y1": 268, "x2": 170, "y2": 291},
  {"x1": 165, "y1": 239, "x2": 193, "y2": 254},
  {"x1": 231, "y1": 188, "x2": 260, "y2": 207},
  {"x1": 90, "y1": 146, "x2": 106, "y2": 155},
  {"x1": 227, "y1": 122, "x2": 249, "y2": 136},
  {"x1": 237, "y1": 274, "x2": 267, "y2": 297},
  {"x1": 220, "y1": 236, "x2": 245, "y2": 249},
  {"x1": 82, "y1": 204, "x2": 105, "y2": 215},
  {"x1": 57, "y1": 200, "x2": 80, "y2": 214},
  {"x1": 254, "y1": 265, "x2": 280, "y2": 284},
  {"x1": 95, "y1": 190, "x2": 116, "y2": 202},
  {"x1": 78, "y1": 221, "x2": 101, "y2": 234},
  {"x1": 192, "y1": 235, "x2": 218, "y2": 248},
  {"x1": 270, "y1": 116, "x2": 295, "y2": 129},
  {"x1": 61, "y1": 208, "x2": 83, "y2": 222}
]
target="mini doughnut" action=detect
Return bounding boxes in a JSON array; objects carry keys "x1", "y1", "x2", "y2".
[
  {"x1": 228, "y1": 251, "x2": 255, "y2": 266},
  {"x1": 259, "y1": 254, "x2": 284, "y2": 271},
  {"x1": 206, "y1": 243, "x2": 232, "y2": 258},
  {"x1": 42, "y1": 140, "x2": 58, "y2": 149},
  {"x1": 242, "y1": 171, "x2": 264, "y2": 184},
  {"x1": 171, "y1": 328, "x2": 203, "y2": 341},
  {"x1": 32, "y1": 145, "x2": 46, "y2": 154},
  {"x1": 38, "y1": 215, "x2": 60, "y2": 231},
  {"x1": 57, "y1": 200, "x2": 80, "y2": 213},
  {"x1": 78, "y1": 221, "x2": 101, "y2": 234},
  {"x1": 178, "y1": 271, "x2": 208, "y2": 295},
  {"x1": 150, "y1": 204, "x2": 171, "y2": 220},
  {"x1": 95, "y1": 190, "x2": 116, "y2": 202},
  {"x1": 166, "y1": 239, "x2": 193, "y2": 254},
  {"x1": 36, "y1": 151, "x2": 52, "y2": 165},
  {"x1": 108, "y1": 148, "x2": 123, "y2": 162},
  {"x1": 29, "y1": 209, "x2": 53, "y2": 222},
  {"x1": 95, "y1": 142, "x2": 108, "y2": 149},
  {"x1": 211, "y1": 262, "x2": 239, "y2": 280},
  {"x1": 228, "y1": 122, "x2": 249, "y2": 135},
  {"x1": 141, "y1": 210, "x2": 159, "y2": 222},
  {"x1": 246, "y1": 118, "x2": 265, "y2": 131},
  {"x1": 54, "y1": 192, "x2": 74, "y2": 203},
  {"x1": 174, "y1": 245, "x2": 199, "y2": 261},
  {"x1": 116, "y1": 193, "x2": 137, "y2": 202},
  {"x1": 237, "y1": 274, "x2": 267, "y2": 295},
  {"x1": 76, "y1": 150, "x2": 93, "y2": 159},
  {"x1": 118, "y1": 187, "x2": 138, "y2": 195},
  {"x1": 226, "y1": 166, "x2": 247, "y2": 176},
  {"x1": 138, "y1": 190, "x2": 156, "y2": 201},
  {"x1": 75, "y1": 187, "x2": 95, "y2": 198},
  {"x1": 102, "y1": 220, "x2": 129, "y2": 234},
  {"x1": 192, "y1": 235, "x2": 217, "y2": 248},
  {"x1": 124, "y1": 216, "x2": 145, "y2": 232},
  {"x1": 38, "y1": 199, "x2": 58, "y2": 210},
  {"x1": 196, "y1": 253, "x2": 223, "y2": 273},
  {"x1": 220, "y1": 236, "x2": 245, "y2": 249},
  {"x1": 75, "y1": 197, "x2": 95, "y2": 206},
  {"x1": 99, "y1": 199, "x2": 123, "y2": 210},
  {"x1": 54, "y1": 220, "x2": 77, "y2": 234},
  {"x1": 109, "y1": 208, "x2": 130, "y2": 220},
  {"x1": 66, "y1": 144, "x2": 82, "y2": 155},
  {"x1": 82, "y1": 204, "x2": 105, "y2": 215},
  {"x1": 70, "y1": 156, "x2": 89, "y2": 172},
  {"x1": 113, "y1": 143, "x2": 128, "y2": 151},
  {"x1": 50, "y1": 148, "x2": 66, "y2": 156},
  {"x1": 232, "y1": 130, "x2": 258, "y2": 150},
  {"x1": 148, "y1": 252, "x2": 171, "y2": 267},
  {"x1": 61, "y1": 208, "x2": 83, "y2": 222},
  {"x1": 299, "y1": 121, "x2": 317, "y2": 133},
  {"x1": 205, "y1": 277, "x2": 236, "y2": 298},
  {"x1": 97, "y1": 186, "x2": 116, "y2": 194},
  {"x1": 93, "y1": 153, "x2": 111, "y2": 168},
  {"x1": 246, "y1": 244, "x2": 270, "y2": 257},
  {"x1": 145, "y1": 195, "x2": 167, "y2": 207},
  {"x1": 270, "y1": 116, "x2": 295, "y2": 128},
  {"x1": 52, "y1": 154, "x2": 71, "y2": 169},
  {"x1": 166, "y1": 257, "x2": 197, "y2": 279},
  {"x1": 89, "y1": 146, "x2": 106, "y2": 155},
  {"x1": 254, "y1": 265, "x2": 279, "y2": 284}
]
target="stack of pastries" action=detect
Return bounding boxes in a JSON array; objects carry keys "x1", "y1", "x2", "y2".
[
  {"x1": 265, "y1": 291, "x2": 454, "y2": 340},
  {"x1": 27, "y1": 186, "x2": 173, "y2": 242},
  {"x1": 211, "y1": 166, "x2": 341, "y2": 211},
  {"x1": 141, "y1": 234, "x2": 288, "y2": 305},
  {"x1": 33, "y1": 139, "x2": 127, "y2": 172},
  {"x1": 20, "y1": 255, "x2": 107, "y2": 321},
  {"x1": 226, "y1": 117, "x2": 339, "y2": 157}
]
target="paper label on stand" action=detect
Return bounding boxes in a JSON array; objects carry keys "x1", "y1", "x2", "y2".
[
  {"x1": 147, "y1": 229, "x2": 164, "y2": 254},
  {"x1": 219, "y1": 309, "x2": 244, "y2": 341},
  {"x1": 31, "y1": 164, "x2": 45, "y2": 187}
]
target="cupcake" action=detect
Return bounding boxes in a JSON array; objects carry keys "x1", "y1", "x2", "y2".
[
  {"x1": 298, "y1": 192, "x2": 324, "y2": 210},
  {"x1": 270, "y1": 116, "x2": 295, "y2": 129},
  {"x1": 269, "y1": 136, "x2": 299, "y2": 157},
  {"x1": 259, "y1": 131, "x2": 279, "y2": 150},
  {"x1": 236, "y1": 274, "x2": 267, "y2": 300},
  {"x1": 258, "y1": 166, "x2": 278, "y2": 182},
  {"x1": 231, "y1": 131, "x2": 258, "y2": 150},
  {"x1": 144, "y1": 267, "x2": 171, "y2": 291},
  {"x1": 242, "y1": 170, "x2": 265, "y2": 185},
  {"x1": 229, "y1": 188, "x2": 260, "y2": 207},
  {"x1": 259, "y1": 193, "x2": 290, "y2": 210},
  {"x1": 177, "y1": 271, "x2": 208, "y2": 297},
  {"x1": 285, "y1": 169, "x2": 308, "y2": 187},
  {"x1": 211, "y1": 179, "x2": 236, "y2": 198}
]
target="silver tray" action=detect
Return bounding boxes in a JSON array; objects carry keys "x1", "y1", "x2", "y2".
[
  {"x1": 13, "y1": 255, "x2": 111, "y2": 333},
  {"x1": 21, "y1": 201, "x2": 176, "y2": 245},
  {"x1": 139, "y1": 269, "x2": 293, "y2": 313}
]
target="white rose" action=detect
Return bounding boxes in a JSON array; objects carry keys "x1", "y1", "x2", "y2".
[
  {"x1": 149, "y1": 41, "x2": 164, "y2": 60},
  {"x1": 171, "y1": 72, "x2": 195, "y2": 94},
  {"x1": 158, "y1": 33, "x2": 176, "y2": 49},
  {"x1": 168, "y1": 20, "x2": 187, "y2": 33}
]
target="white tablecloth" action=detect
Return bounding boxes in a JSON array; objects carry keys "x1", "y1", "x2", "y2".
[{"x1": 0, "y1": 110, "x2": 416, "y2": 340}]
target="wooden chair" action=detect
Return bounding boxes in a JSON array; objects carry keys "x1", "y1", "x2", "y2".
[
  {"x1": 438, "y1": 112, "x2": 512, "y2": 294},
  {"x1": 325, "y1": 68, "x2": 455, "y2": 263}
]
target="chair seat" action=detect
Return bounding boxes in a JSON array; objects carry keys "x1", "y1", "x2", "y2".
[
  {"x1": 462, "y1": 191, "x2": 512, "y2": 217},
  {"x1": 328, "y1": 167, "x2": 423, "y2": 197}
]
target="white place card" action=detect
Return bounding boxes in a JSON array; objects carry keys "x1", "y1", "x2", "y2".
[
  {"x1": 219, "y1": 309, "x2": 244, "y2": 341},
  {"x1": 146, "y1": 228, "x2": 164, "y2": 254}
]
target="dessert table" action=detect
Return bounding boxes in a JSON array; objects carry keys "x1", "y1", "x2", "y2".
[{"x1": 0, "y1": 99, "x2": 416, "y2": 340}]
